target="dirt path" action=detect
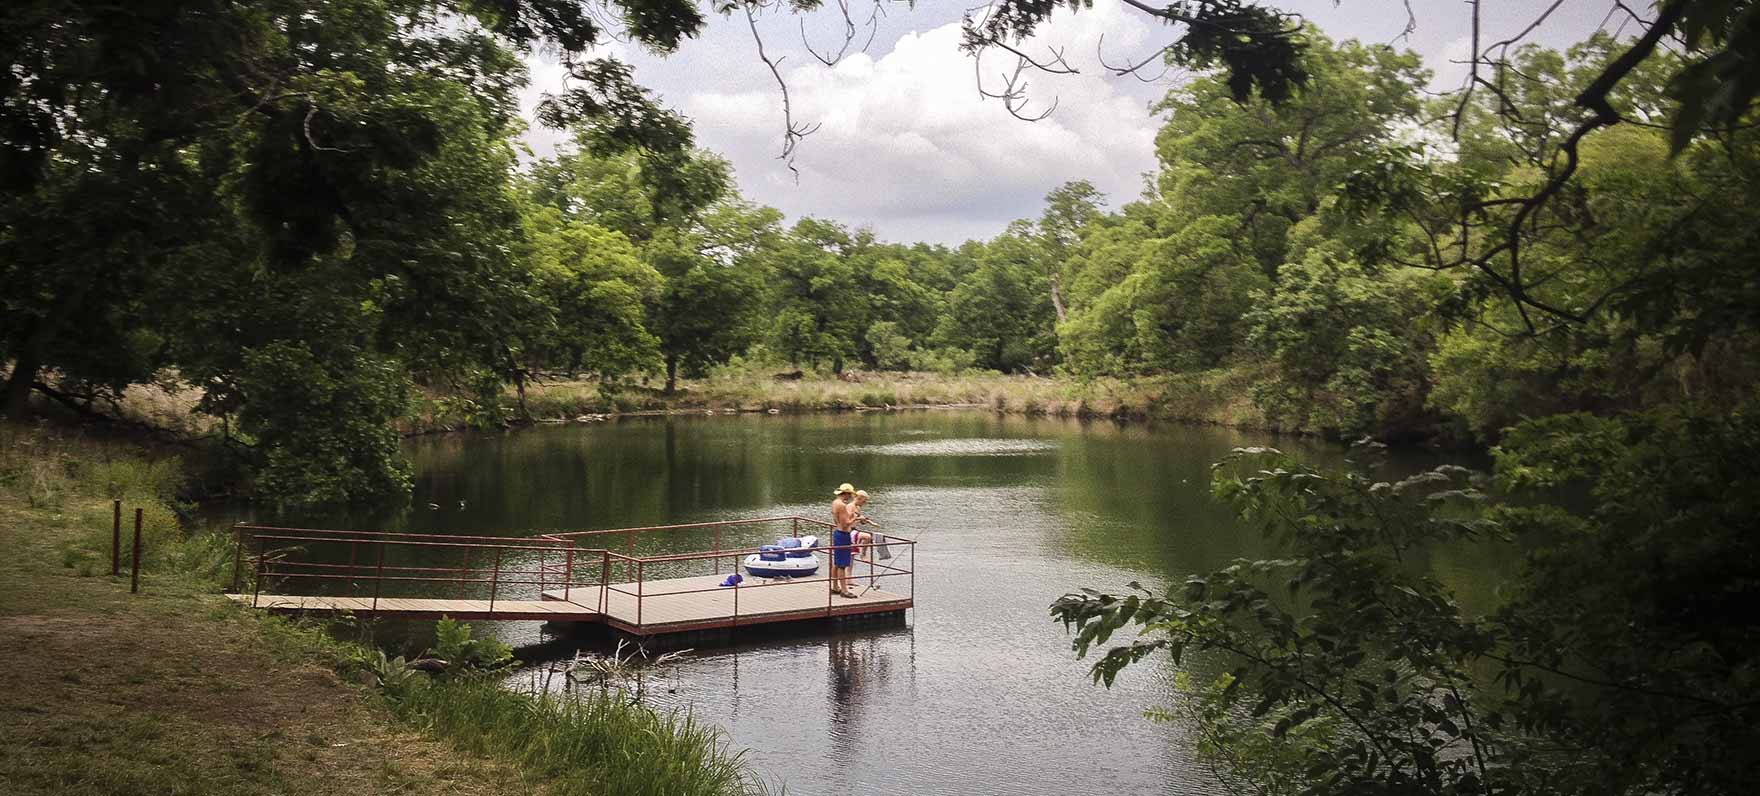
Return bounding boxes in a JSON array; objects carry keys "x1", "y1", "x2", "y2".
[{"x1": 0, "y1": 502, "x2": 539, "y2": 796}]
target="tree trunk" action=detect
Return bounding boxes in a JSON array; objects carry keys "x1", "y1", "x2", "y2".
[
  {"x1": 664, "y1": 356, "x2": 678, "y2": 395},
  {"x1": 513, "y1": 370, "x2": 531, "y2": 421},
  {"x1": 1050, "y1": 275, "x2": 1068, "y2": 324},
  {"x1": 3, "y1": 334, "x2": 43, "y2": 420}
]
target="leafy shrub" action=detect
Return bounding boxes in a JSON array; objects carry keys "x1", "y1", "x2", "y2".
[
  {"x1": 429, "y1": 617, "x2": 514, "y2": 675},
  {"x1": 865, "y1": 321, "x2": 913, "y2": 370},
  {"x1": 905, "y1": 347, "x2": 976, "y2": 375}
]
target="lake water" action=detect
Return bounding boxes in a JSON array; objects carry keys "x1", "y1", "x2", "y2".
[{"x1": 221, "y1": 411, "x2": 1499, "y2": 795}]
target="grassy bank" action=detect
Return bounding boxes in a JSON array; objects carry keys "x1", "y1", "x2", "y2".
[
  {"x1": 411, "y1": 364, "x2": 1275, "y2": 433},
  {"x1": 0, "y1": 425, "x2": 769, "y2": 796}
]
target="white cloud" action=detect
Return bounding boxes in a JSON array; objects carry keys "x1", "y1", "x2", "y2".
[
  {"x1": 681, "y1": 5, "x2": 1166, "y2": 242},
  {"x1": 516, "y1": 5, "x2": 1168, "y2": 243},
  {"x1": 515, "y1": 1, "x2": 1614, "y2": 244}
]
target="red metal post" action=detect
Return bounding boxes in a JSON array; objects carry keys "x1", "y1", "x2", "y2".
[
  {"x1": 230, "y1": 525, "x2": 246, "y2": 594},
  {"x1": 564, "y1": 547, "x2": 574, "y2": 603},
  {"x1": 459, "y1": 547, "x2": 471, "y2": 598},
  {"x1": 489, "y1": 547, "x2": 503, "y2": 614},
  {"x1": 129, "y1": 508, "x2": 143, "y2": 593},
  {"x1": 732, "y1": 568, "x2": 740, "y2": 627},
  {"x1": 714, "y1": 525, "x2": 722, "y2": 575},
  {"x1": 371, "y1": 541, "x2": 386, "y2": 612},
  {"x1": 111, "y1": 500, "x2": 122, "y2": 577},
  {"x1": 539, "y1": 547, "x2": 548, "y2": 595},
  {"x1": 251, "y1": 542, "x2": 265, "y2": 609},
  {"x1": 636, "y1": 559, "x2": 644, "y2": 627},
  {"x1": 346, "y1": 539, "x2": 359, "y2": 597},
  {"x1": 599, "y1": 552, "x2": 611, "y2": 614}
]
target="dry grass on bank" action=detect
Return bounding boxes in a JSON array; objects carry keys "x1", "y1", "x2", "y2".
[
  {"x1": 501, "y1": 366, "x2": 1273, "y2": 430},
  {"x1": 0, "y1": 428, "x2": 537, "y2": 796},
  {"x1": 0, "y1": 425, "x2": 775, "y2": 796}
]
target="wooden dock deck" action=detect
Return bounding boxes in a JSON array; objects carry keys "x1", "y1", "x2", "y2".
[
  {"x1": 230, "y1": 573, "x2": 911, "y2": 636},
  {"x1": 227, "y1": 518, "x2": 916, "y2": 641},
  {"x1": 542, "y1": 573, "x2": 911, "y2": 634}
]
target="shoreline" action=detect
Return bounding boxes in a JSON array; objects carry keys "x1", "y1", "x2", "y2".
[
  {"x1": 0, "y1": 426, "x2": 770, "y2": 796},
  {"x1": 400, "y1": 367, "x2": 1333, "y2": 440}
]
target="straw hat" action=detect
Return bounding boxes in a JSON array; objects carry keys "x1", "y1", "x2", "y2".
[{"x1": 834, "y1": 482, "x2": 856, "y2": 496}]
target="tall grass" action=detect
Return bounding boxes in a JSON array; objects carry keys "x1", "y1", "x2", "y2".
[
  {"x1": 410, "y1": 361, "x2": 1280, "y2": 432},
  {"x1": 391, "y1": 677, "x2": 773, "y2": 796},
  {"x1": 4, "y1": 422, "x2": 774, "y2": 794},
  {"x1": 0, "y1": 424, "x2": 229, "y2": 582}
]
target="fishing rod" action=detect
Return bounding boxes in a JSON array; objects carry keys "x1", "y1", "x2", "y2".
[{"x1": 853, "y1": 516, "x2": 923, "y2": 597}]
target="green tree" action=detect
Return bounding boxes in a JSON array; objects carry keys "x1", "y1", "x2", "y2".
[
  {"x1": 1059, "y1": 215, "x2": 1268, "y2": 377},
  {"x1": 766, "y1": 219, "x2": 864, "y2": 371},
  {"x1": 864, "y1": 321, "x2": 913, "y2": 371},
  {"x1": 934, "y1": 229, "x2": 1054, "y2": 373},
  {"x1": 1056, "y1": 407, "x2": 1760, "y2": 794},
  {"x1": 1035, "y1": 180, "x2": 1106, "y2": 324},
  {"x1": 0, "y1": 0, "x2": 705, "y2": 503},
  {"x1": 1155, "y1": 33, "x2": 1426, "y2": 278},
  {"x1": 1243, "y1": 239, "x2": 1446, "y2": 438},
  {"x1": 646, "y1": 201, "x2": 778, "y2": 392},
  {"x1": 523, "y1": 207, "x2": 663, "y2": 379}
]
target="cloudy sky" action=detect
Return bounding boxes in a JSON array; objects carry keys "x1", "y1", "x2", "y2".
[{"x1": 519, "y1": 1, "x2": 1624, "y2": 244}]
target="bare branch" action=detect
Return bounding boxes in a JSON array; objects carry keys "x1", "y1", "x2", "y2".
[
  {"x1": 301, "y1": 105, "x2": 347, "y2": 153},
  {"x1": 799, "y1": 0, "x2": 858, "y2": 67},
  {"x1": 1096, "y1": 33, "x2": 1177, "y2": 83},
  {"x1": 744, "y1": 2, "x2": 820, "y2": 179},
  {"x1": 975, "y1": 51, "x2": 1059, "y2": 122},
  {"x1": 1451, "y1": 0, "x2": 1482, "y2": 141}
]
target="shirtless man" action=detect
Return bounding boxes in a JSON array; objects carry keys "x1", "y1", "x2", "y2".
[{"x1": 830, "y1": 483, "x2": 859, "y2": 598}]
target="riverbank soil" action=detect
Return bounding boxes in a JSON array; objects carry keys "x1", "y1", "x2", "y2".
[{"x1": 0, "y1": 499, "x2": 533, "y2": 796}]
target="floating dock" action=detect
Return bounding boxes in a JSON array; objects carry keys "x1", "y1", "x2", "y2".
[{"x1": 227, "y1": 519, "x2": 914, "y2": 641}]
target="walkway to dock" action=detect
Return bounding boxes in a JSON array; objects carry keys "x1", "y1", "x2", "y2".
[{"x1": 227, "y1": 519, "x2": 915, "y2": 638}]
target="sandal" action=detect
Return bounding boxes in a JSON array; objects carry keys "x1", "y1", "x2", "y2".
[{"x1": 842, "y1": 590, "x2": 859, "y2": 599}]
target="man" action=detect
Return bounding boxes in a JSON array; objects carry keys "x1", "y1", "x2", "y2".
[{"x1": 830, "y1": 483, "x2": 859, "y2": 598}]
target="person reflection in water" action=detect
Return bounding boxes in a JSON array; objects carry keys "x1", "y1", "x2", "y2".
[{"x1": 827, "y1": 636, "x2": 862, "y2": 761}]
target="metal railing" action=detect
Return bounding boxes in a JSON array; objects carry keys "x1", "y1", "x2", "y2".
[
  {"x1": 230, "y1": 516, "x2": 916, "y2": 630},
  {"x1": 230, "y1": 525, "x2": 590, "y2": 614}
]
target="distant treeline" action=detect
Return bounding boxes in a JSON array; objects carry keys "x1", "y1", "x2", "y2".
[
  {"x1": 5, "y1": 8, "x2": 1755, "y2": 505},
  {"x1": 518, "y1": 32, "x2": 1758, "y2": 447}
]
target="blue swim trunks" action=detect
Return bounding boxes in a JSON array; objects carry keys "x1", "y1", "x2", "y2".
[{"x1": 832, "y1": 530, "x2": 854, "y2": 567}]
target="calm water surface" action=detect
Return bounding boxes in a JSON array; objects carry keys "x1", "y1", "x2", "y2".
[{"x1": 221, "y1": 412, "x2": 1500, "y2": 795}]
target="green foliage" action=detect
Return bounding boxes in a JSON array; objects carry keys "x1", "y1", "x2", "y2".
[
  {"x1": 428, "y1": 617, "x2": 515, "y2": 675},
  {"x1": 1160, "y1": 672, "x2": 1340, "y2": 796},
  {"x1": 234, "y1": 344, "x2": 413, "y2": 506},
  {"x1": 905, "y1": 347, "x2": 978, "y2": 376},
  {"x1": 0, "y1": 0, "x2": 710, "y2": 504},
  {"x1": 1056, "y1": 446, "x2": 1496, "y2": 791},
  {"x1": 935, "y1": 228, "x2": 1057, "y2": 372},
  {"x1": 1058, "y1": 404, "x2": 1760, "y2": 794},
  {"x1": 366, "y1": 651, "x2": 425, "y2": 700},
  {"x1": 864, "y1": 321, "x2": 913, "y2": 371},
  {"x1": 1059, "y1": 215, "x2": 1268, "y2": 376},
  {"x1": 391, "y1": 677, "x2": 769, "y2": 796},
  {"x1": 1244, "y1": 246, "x2": 1444, "y2": 437},
  {"x1": 524, "y1": 207, "x2": 663, "y2": 378}
]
